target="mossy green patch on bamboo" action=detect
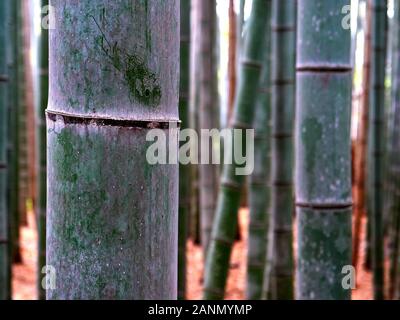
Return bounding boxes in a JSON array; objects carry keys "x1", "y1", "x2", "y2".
[{"x1": 92, "y1": 16, "x2": 161, "y2": 106}]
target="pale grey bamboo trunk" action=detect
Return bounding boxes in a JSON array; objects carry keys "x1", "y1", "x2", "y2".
[{"x1": 47, "y1": 0, "x2": 179, "y2": 300}]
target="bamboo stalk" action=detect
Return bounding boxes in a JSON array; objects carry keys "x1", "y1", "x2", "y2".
[
  {"x1": 387, "y1": 0, "x2": 400, "y2": 300},
  {"x1": 247, "y1": 0, "x2": 272, "y2": 300},
  {"x1": 203, "y1": 0, "x2": 269, "y2": 300},
  {"x1": 36, "y1": 0, "x2": 49, "y2": 301},
  {"x1": 296, "y1": 0, "x2": 353, "y2": 300},
  {"x1": 0, "y1": 0, "x2": 11, "y2": 300},
  {"x1": 368, "y1": 0, "x2": 387, "y2": 300},
  {"x1": 178, "y1": 0, "x2": 191, "y2": 300},
  {"x1": 198, "y1": 0, "x2": 219, "y2": 255},
  {"x1": 270, "y1": 0, "x2": 296, "y2": 300},
  {"x1": 8, "y1": 0, "x2": 21, "y2": 264},
  {"x1": 17, "y1": 0, "x2": 28, "y2": 228},
  {"x1": 46, "y1": 0, "x2": 179, "y2": 299}
]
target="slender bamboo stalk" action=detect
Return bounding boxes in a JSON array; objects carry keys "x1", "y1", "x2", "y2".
[
  {"x1": 270, "y1": 0, "x2": 295, "y2": 300},
  {"x1": 387, "y1": 0, "x2": 400, "y2": 300},
  {"x1": 8, "y1": 0, "x2": 21, "y2": 264},
  {"x1": 227, "y1": 0, "x2": 237, "y2": 125},
  {"x1": 178, "y1": 0, "x2": 191, "y2": 300},
  {"x1": 46, "y1": 0, "x2": 179, "y2": 299},
  {"x1": 383, "y1": 0, "x2": 398, "y2": 236},
  {"x1": 368, "y1": 0, "x2": 387, "y2": 300},
  {"x1": 353, "y1": 0, "x2": 372, "y2": 269},
  {"x1": 198, "y1": 0, "x2": 219, "y2": 255},
  {"x1": 36, "y1": 0, "x2": 49, "y2": 301},
  {"x1": 0, "y1": 0, "x2": 11, "y2": 301},
  {"x1": 203, "y1": 0, "x2": 269, "y2": 300},
  {"x1": 17, "y1": 0, "x2": 28, "y2": 228},
  {"x1": 247, "y1": 0, "x2": 272, "y2": 300},
  {"x1": 296, "y1": 0, "x2": 353, "y2": 300}
]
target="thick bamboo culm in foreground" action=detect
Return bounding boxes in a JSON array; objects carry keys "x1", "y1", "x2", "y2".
[
  {"x1": 270, "y1": 0, "x2": 296, "y2": 300},
  {"x1": 46, "y1": 0, "x2": 179, "y2": 299},
  {"x1": 368, "y1": 0, "x2": 387, "y2": 300},
  {"x1": 36, "y1": 0, "x2": 49, "y2": 301},
  {"x1": 247, "y1": 0, "x2": 272, "y2": 300},
  {"x1": 295, "y1": 0, "x2": 352, "y2": 300},
  {"x1": 178, "y1": 0, "x2": 191, "y2": 300},
  {"x1": 0, "y1": 0, "x2": 11, "y2": 300},
  {"x1": 203, "y1": 0, "x2": 269, "y2": 300}
]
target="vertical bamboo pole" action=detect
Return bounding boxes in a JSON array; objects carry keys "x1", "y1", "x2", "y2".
[
  {"x1": 198, "y1": 0, "x2": 219, "y2": 255},
  {"x1": 8, "y1": 0, "x2": 21, "y2": 264},
  {"x1": 247, "y1": 0, "x2": 272, "y2": 300},
  {"x1": 203, "y1": 0, "x2": 269, "y2": 300},
  {"x1": 17, "y1": 0, "x2": 28, "y2": 227},
  {"x1": 37, "y1": 0, "x2": 49, "y2": 301},
  {"x1": 368, "y1": 0, "x2": 387, "y2": 300},
  {"x1": 270, "y1": 0, "x2": 296, "y2": 300},
  {"x1": 178, "y1": 0, "x2": 191, "y2": 300},
  {"x1": 388, "y1": 2, "x2": 400, "y2": 296},
  {"x1": 296, "y1": 0, "x2": 353, "y2": 300},
  {"x1": 0, "y1": 0, "x2": 11, "y2": 301},
  {"x1": 47, "y1": 0, "x2": 179, "y2": 299}
]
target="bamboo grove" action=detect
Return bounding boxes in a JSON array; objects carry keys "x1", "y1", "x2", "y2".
[{"x1": 2, "y1": 0, "x2": 400, "y2": 301}]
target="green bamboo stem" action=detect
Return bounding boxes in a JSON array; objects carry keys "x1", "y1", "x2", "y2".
[
  {"x1": 36, "y1": 0, "x2": 49, "y2": 301},
  {"x1": 8, "y1": 0, "x2": 21, "y2": 265},
  {"x1": 296, "y1": 0, "x2": 352, "y2": 300},
  {"x1": 198, "y1": 0, "x2": 219, "y2": 255},
  {"x1": 178, "y1": 0, "x2": 191, "y2": 300},
  {"x1": 46, "y1": 0, "x2": 179, "y2": 299},
  {"x1": 270, "y1": 0, "x2": 295, "y2": 300},
  {"x1": 246, "y1": 0, "x2": 272, "y2": 300},
  {"x1": 368, "y1": 0, "x2": 387, "y2": 300},
  {"x1": 203, "y1": 0, "x2": 269, "y2": 300},
  {"x1": 387, "y1": 0, "x2": 400, "y2": 300},
  {"x1": 0, "y1": 0, "x2": 11, "y2": 300},
  {"x1": 383, "y1": 2, "x2": 397, "y2": 235},
  {"x1": 17, "y1": 0, "x2": 28, "y2": 228}
]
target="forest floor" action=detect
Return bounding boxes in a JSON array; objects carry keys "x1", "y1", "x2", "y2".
[{"x1": 13, "y1": 208, "x2": 373, "y2": 300}]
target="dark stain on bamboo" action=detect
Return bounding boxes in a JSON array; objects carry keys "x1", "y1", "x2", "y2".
[{"x1": 92, "y1": 15, "x2": 161, "y2": 106}]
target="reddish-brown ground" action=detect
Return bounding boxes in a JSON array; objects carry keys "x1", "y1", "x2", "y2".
[{"x1": 13, "y1": 208, "x2": 372, "y2": 300}]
